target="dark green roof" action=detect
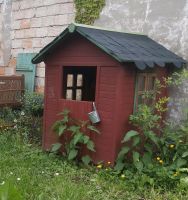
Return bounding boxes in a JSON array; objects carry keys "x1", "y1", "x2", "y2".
[{"x1": 32, "y1": 23, "x2": 186, "y2": 70}]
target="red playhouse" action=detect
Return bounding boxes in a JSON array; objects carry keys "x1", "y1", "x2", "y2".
[{"x1": 32, "y1": 23, "x2": 186, "y2": 164}]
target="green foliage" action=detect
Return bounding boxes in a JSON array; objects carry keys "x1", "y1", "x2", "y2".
[
  {"x1": 74, "y1": 0, "x2": 105, "y2": 25},
  {"x1": 22, "y1": 92, "x2": 44, "y2": 117},
  {"x1": 52, "y1": 109, "x2": 99, "y2": 165},
  {"x1": 0, "y1": 92, "x2": 43, "y2": 144},
  {"x1": 115, "y1": 70, "x2": 188, "y2": 188}
]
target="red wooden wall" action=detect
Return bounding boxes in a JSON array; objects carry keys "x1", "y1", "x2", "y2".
[{"x1": 43, "y1": 33, "x2": 169, "y2": 164}]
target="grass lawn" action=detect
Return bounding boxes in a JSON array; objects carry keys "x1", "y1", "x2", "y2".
[{"x1": 0, "y1": 132, "x2": 187, "y2": 200}]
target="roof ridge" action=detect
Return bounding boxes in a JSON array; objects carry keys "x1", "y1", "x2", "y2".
[{"x1": 71, "y1": 23, "x2": 147, "y2": 36}]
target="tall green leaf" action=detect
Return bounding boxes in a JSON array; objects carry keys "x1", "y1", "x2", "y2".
[
  {"x1": 58, "y1": 125, "x2": 67, "y2": 136},
  {"x1": 87, "y1": 125, "x2": 100, "y2": 134},
  {"x1": 83, "y1": 135, "x2": 90, "y2": 144},
  {"x1": 73, "y1": 133, "x2": 83, "y2": 145},
  {"x1": 133, "y1": 151, "x2": 140, "y2": 163},
  {"x1": 87, "y1": 140, "x2": 95, "y2": 152},
  {"x1": 68, "y1": 149, "x2": 78, "y2": 160},
  {"x1": 114, "y1": 161, "x2": 125, "y2": 171},
  {"x1": 117, "y1": 147, "x2": 130, "y2": 161},
  {"x1": 182, "y1": 151, "x2": 188, "y2": 158},
  {"x1": 51, "y1": 143, "x2": 62, "y2": 152},
  {"x1": 81, "y1": 155, "x2": 92, "y2": 165},
  {"x1": 122, "y1": 130, "x2": 139, "y2": 143},
  {"x1": 176, "y1": 158, "x2": 187, "y2": 168}
]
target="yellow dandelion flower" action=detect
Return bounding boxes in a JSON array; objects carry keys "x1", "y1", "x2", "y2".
[
  {"x1": 96, "y1": 164, "x2": 102, "y2": 169},
  {"x1": 159, "y1": 160, "x2": 163, "y2": 164},
  {"x1": 156, "y1": 157, "x2": 160, "y2": 161},
  {"x1": 169, "y1": 144, "x2": 175, "y2": 149}
]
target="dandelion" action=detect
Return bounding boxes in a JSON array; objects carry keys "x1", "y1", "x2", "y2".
[
  {"x1": 156, "y1": 157, "x2": 160, "y2": 161},
  {"x1": 54, "y1": 172, "x2": 59, "y2": 176},
  {"x1": 41, "y1": 171, "x2": 45, "y2": 174},
  {"x1": 96, "y1": 164, "x2": 102, "y2": 169},
  {"x1": 17, "y1": 178, "x2": 21, "y2": 181},
  {"x1": 13, "y1": 119, "x2": 17, "y2": 123},
  {"x1": 159, "y1": 160, "x2": 163, "y2": 164},
  {"x1": 0, "y1": 181, "x2": 5, "y2": 185},
  {"x1": 169, "y1": 144, "x2": 175, "y2": 149},
  {"x1": 10, "y1": 172, "x2": 13, "y2": 175},
  {"x1": 121, "y1": 174, "x2": 125, "y2": 179}
]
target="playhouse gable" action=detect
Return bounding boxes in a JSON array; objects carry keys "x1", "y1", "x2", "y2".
[{"x1": 32, "y1": 23, "x2": 186, "y2": 70}]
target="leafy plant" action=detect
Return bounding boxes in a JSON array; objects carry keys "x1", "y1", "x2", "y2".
[
  {"x1": 22, "y1": 92, "x2": 44, "y2": 117},
  {"x1": 52, "y1": 109, "x2": 99, "y2": 165},
  {"x1": 74, "y1": 0, "x2": 105, "y2": 25},
  {"x1": 115, "y1": 69, "x2": 188, "y2": 187}
]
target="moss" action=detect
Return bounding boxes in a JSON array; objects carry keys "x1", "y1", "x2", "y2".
[{"x1": 74, "y1": 0, "x2": 105, "y2": 25}]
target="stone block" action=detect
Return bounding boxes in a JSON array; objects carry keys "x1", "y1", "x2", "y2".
[
  {"x1": 47, "y1": 26, "x2": 64, "y2": 37},
  {"x1": 35, "y1": 7, "x2": 47, "y2": 17},
  {"x1": 12, "y1": 39, "x2": 22, "y2": 49},
  {"x1": 20, "y1": 1, "x2": 34, "y2": 10},
  {"x1": 11, "y1": 48, "x2": 24, "y2": 57},
  {"x1": 12, "y1": 20, "x2": 20, "y2": 30},
  {"x1": 42, "y1": 37, "x2": 54, "y2": 46},
  {"x1": 20, "y1": 19, "x2": 31, "y2": 29},
  {"x1": 22, "y1": 39, "x2": 33, "y2": 49},
  {"x1": 36, "y1": 67, "x2": 45, "y2": 78},
  {"x1": 42, "y1": 16, "x2": 54, "y2": 27},
  {"x1": 12, "y1": 10, "x2": 24, "y2": 20},
  {"x1": 24, "y1": 29, "x2": 36, "y2": 38},
  {"x1": 5, "y1": 67, "x2": 15, "y2": 75},
  {"x1": 0, "y1": 67, "x2": 5, "y2": 75},
  {"x1": 35, "y1": 27, "x2": 48, "y2": 38},
  {"x1": 31, "y1": 17, "x2": 42, "y2": 28},
  {"x1": 12, "y1": 1, "x2": 20, "y2": 11},
  {"x1": 14, "y1": 30, "x2": 25, "y2": 39},
  {"x1": 33, "y1": 38, "x2": 42, "y2": 48},
  {"x1": 35, "y1": 77, "x2": 45, "y2": 87}
]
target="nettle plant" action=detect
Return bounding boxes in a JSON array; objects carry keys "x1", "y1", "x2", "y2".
[
  {"x1": 51, "y1": 109, "x2": 99, "y2": 165},
  {"x1": 115, "y1": 69, "x2": 188, "y2": 181}
]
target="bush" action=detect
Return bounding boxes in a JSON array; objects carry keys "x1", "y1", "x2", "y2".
[{"x1": 0, "y1": 92, "x2": 44, "y2": 144}]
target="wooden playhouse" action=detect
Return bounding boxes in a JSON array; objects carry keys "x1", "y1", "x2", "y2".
[{"x1": 32, "y1": 23, "x2": 186, "y2": 164}]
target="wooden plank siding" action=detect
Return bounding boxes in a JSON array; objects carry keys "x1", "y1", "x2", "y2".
[{"x1": 43, "y1": 33, "x2": 169, "y2": 164}]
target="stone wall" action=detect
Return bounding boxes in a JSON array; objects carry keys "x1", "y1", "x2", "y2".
[{"x1": 0, "y1": 0, "x2": 75, "y2": 92}]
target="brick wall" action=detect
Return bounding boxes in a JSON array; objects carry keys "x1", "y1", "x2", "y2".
[{"x1": 0, "y1": 0, "x2": 75, "y2": 92}]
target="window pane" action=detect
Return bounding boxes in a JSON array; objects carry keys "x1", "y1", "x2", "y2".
[
  {"x1": 138, "y1": 94, "x2": 144, "y2": 105},
  {"x1": 67, "y1": 74, "x2": 73, "y2": 87},
  {"x1": 147, "y1": 76, "x2": 155, "y2": 90},
  {"x1": 76, "y1": 89, "x2": 82, "y2": 101},
  {"x1": 77, "y1": 74, "x2": 83, "y2": 87},
  {"x1": 66, "y1": 89, "x2": 73, "y2": 100},
  {"x1": 138, "y1": 75, "x2": 146, "y2": 91}
]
